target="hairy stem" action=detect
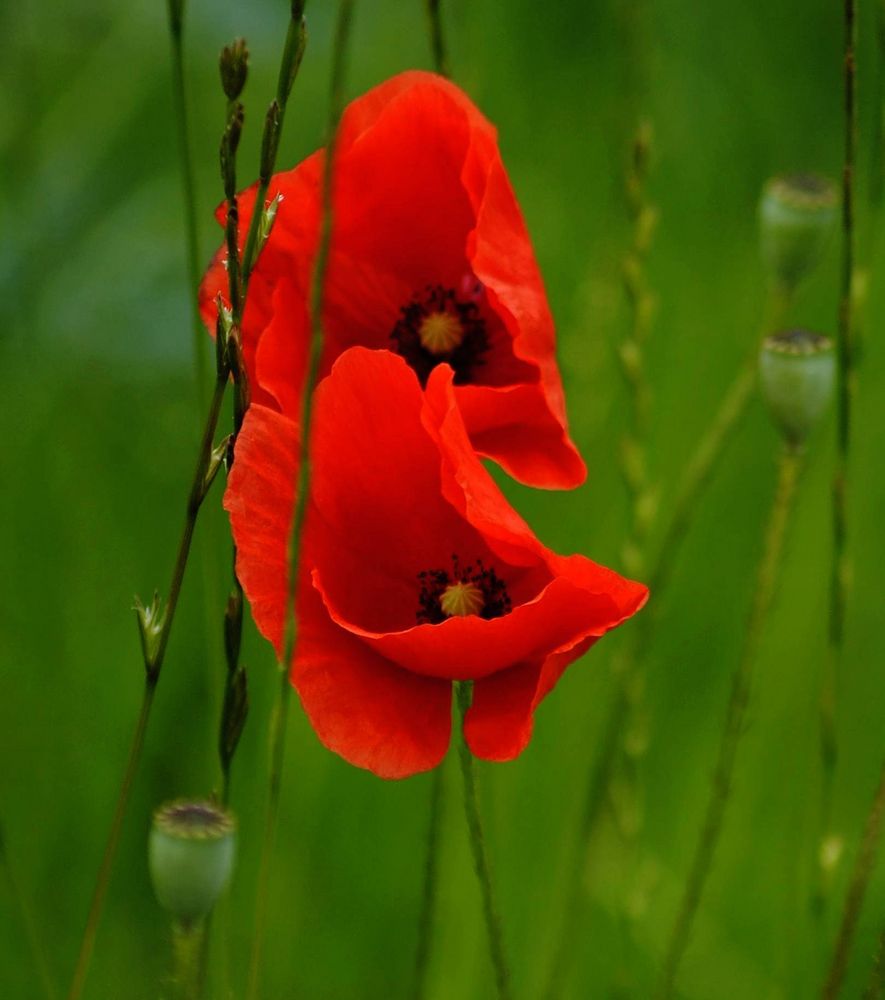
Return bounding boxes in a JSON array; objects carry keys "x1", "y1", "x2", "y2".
[
  {"x1": 172, "y1": 921, "x2": 204, "y2": 1000},
  {"x1": 822, "y1": 758, "x2": 885, "y2": 999},
  {"x1": 455, "y1": 683, "x2": 512, "y2": 1000},
  {"x1": 245, "y1": 5, "x2": 355, "y2": 997},
  {"x1": 656, "y1": 445, "x2": 803, "y2": 999}
]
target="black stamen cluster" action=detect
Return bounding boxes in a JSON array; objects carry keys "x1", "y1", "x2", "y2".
[
  {"x1": 390, "y1": 284, "x2": 489, "y2": 387},
  {"x1": 416, "y1": 554, "x2": 512, "y2": 624}
]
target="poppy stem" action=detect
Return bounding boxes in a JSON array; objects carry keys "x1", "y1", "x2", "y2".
[
  {"x1": 819, "y1": 0, "x2": 858, "y2": 919},
  {"x1": 0, "y1": 815, "x2": 57, "y2": 1000},
  {"x1": 455, "y1": 682, "x2": 512, "y2": 1000},
  {"x1": 245, "y1": 5, "x2": 355, "y2": 999},
  {"x1": 171, "y1": 920, "x2": 205, "y2": 1000},
  {"x1": 166, "y1": 0, "x2": 210, "y2": 412},
  {"x1": 821, "y1": 757, "x2": 885, "y2": 999},
  {"x1": 412, "y1": 766, "x2": 445, "y2": 1000},
  {"x1": 66, "y1": 371, "x2": 230, "y2": 1000},
  {"x1": 425, "y1": 0, "x2": 451, "y2": 78},
  {"x1": 655, "y1": 443, "x2": 804, "y2": 1000}
]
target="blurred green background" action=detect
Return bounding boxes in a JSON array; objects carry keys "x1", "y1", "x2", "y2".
[{"x1": 2, "y1": 1, "x2": 883, "y2": 997}]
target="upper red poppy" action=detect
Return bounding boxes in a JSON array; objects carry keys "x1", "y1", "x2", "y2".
[
  {"x1": 225, "y1": 348, "x2": 646, "y2": 779},
  {"x1": 201, "y1": 70, "x2": 586, "y2": 490}
]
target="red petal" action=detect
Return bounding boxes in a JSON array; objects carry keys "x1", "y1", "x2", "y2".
[
  {"x1": 295, "y1": 578, "x2": 452, "y2": 779},
  {"x1": 464, "y1": 638, "x2": 596, "y2": 761}
]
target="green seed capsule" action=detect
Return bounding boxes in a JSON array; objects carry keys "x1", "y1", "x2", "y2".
[
  {"x1": 758, "y1": 174, "x2": 838, "y2": 289},
  {"x1": 149, "y1": 800, "x2": 236, "y2": 927},
  {"x1": 759, "y1": 329, "x2": 835, "y2": 445}
]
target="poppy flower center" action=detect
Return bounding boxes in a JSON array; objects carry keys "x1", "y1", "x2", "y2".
[
  {"x1": 417, "y1": 556, "x2": 512, "y2": 625},
  {"x1": 391, "y1": 285, "x2": 489, "y2": 387}
]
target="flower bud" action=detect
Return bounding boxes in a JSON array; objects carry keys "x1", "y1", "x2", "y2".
[
  {"x1": 758, "y1": 174, "x2": 838, "y2": 289},
  {"x1": 759, "y1": 329, "x2": 835, "y2": 445},
  {"x1": 219, "y1": 38, "x2": 249, "y2": 102},
  {"x1": 149, "y1": 801, "x2": 236, "y2": 927}
]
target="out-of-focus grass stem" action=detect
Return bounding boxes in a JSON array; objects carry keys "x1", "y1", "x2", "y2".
[
  {"x1": 822, "y1": 758, "x2": 885, "y2": 999},
  {"x1": 245, "y1": 5, "x2": 355, "y2": 997},
  {"x1": 425, "y1": 0, "x2": 450, "y2": 77},
  {"x1": 656, "y1": 444, "x2": 803, "y2": 999},
  {"x1": 166, "y1": 0, "x2": 210, "y2": 409},
  {"x1": 455, "y1": 683, "x2": 512, "y2": 1000},
  {"x1": 0, "y1": 816, "x2": 57, "y2": 1000},
  {"x1": 864, "y1": 926, "x2": 885, "y2": 999},
  {"x1": 412, "y1": 766, "x2": 444, "y2": 1000},
  {"x1": 819, "y1": 0, "x2": 858, "y2": 911}
]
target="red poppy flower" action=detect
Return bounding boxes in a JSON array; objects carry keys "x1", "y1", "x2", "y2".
[
  {"x1": 225, "y1": 348, "x2": 646, "y2": 779},
  {"x1": 201, "y1": 70, "x2": 586, "y2": 490}
]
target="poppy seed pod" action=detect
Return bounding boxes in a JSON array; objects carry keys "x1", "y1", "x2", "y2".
[
  {"x1": 149, "y1": 801, "x2": 236, "y2": 927},
  {"x1": 758, "y1": 173, "x2": 838, "y2": 289},
  {"x1": 759, "y1": 329, "x2": 835, "y2": 445}
]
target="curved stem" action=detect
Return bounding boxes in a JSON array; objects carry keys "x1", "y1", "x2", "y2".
[
  {"x1": 245, "y1": 5, "x2": 355, "y2": 998},
  {"x1": 66, "y1": 680, "x2": 156, "y2": 1000},
  {"x1": 656, "y1": 445, "x2": 803, "y2": 999},
  {"x1": 66, "y1": 374, "x2": 229, "y2": 1000},
  {"x1": 820, "y1": 0, "x2": 859, "y2": 913},
  {"x1": 822, "y1": 758, "x2": 885, "y2": 999},
  {"x1": 425, "y1": 0, "x2": 450, "y2": 77},
  {"x1": 413, "y1": 766, "x2": 444, "y2": 1000},
  {"x1": 0, "y1": 817, "x2": 57, "y2": 999},
  {"x1": 455, "y1": 683, "x2": 512, "y2": 1000}
]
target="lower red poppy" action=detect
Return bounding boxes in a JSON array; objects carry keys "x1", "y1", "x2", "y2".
[{"x1": 225, "y1": 349, "x2": 647, "y2": 779}]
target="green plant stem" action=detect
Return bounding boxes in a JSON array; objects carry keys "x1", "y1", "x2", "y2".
[
  {"x1": 66, "y1": 373, "x2": 229, "y2": 1000},
  {"x1": 822, "y1": 758, "x2": 885, "y2": 999},
  {"x1": 413, "y1": 766, "x2": 444, "y2": 1000},
  {"x1": 66, "y1": 680, "x2": 156, "y2": 1000},
  {"x1": 166, "y1": 0, "x2": 210, "y2": 408},
  {"x1": 172, "y1": 920, "x2": 204, "y2": 1000},
  {"x1": 0, "y1": 818, "x2": 57, "y2": 1000},
  {"x1": 864, "y1": 926, "x2": 885, "y2": 999},
  {"x1": 425, "y1": 0, "x2": 450, "y2": 77},
  {"x1": 245, "y1": 5, "x2": 355, "y2": 998},
  {"x1": 240, "y1": 3, "x2": 307, "y2": 295},
  {"x1": 455, "y1": 683, "x2": 512, "y2": 1000},
  {"x1": 820, "y1": 0, "x2": 858, "y2": 911},
  {"x1": 656, "y1": 444, "x2": 803, "y2": 1000},
  {"x1": 543, "y1": 285, "x2": 791, "y2": 999}
]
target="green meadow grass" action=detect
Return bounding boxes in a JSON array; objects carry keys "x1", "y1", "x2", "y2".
[{"x1": 1, "y1": 1, "x2": 883, "y2": 997}]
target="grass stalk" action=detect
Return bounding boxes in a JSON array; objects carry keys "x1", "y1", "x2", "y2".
[
  {"x1": 166, "y1": 0, "x2": 210, "y2": 408},
  {"x1": 412, "y1": 766, "x2": 444, "y2": 1000},
  {"x1": 822, "y1": 758, "x2": 885, "y2": 999},
  {"x1": 656, "y1": 444, "x2": 804, "y2": 999},
  {"x1": 245, "y1": 5, "x2": 355, "y2": 997},
  {"x1": 455, "y1": 683, "x2": 512, "y2": 1000},
  {"x1": 66, "y1": 371, "x2": 229, "y2": 1000},
  {"x1": 425, "y1": 0, "x2": 450, "y2": 77},
  {"x1": 819, "y1": 0, "x2": 858, "y2": 911},
  {"x1": 0, "y1": 816, "x2": 57, "y2": 1000}
]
